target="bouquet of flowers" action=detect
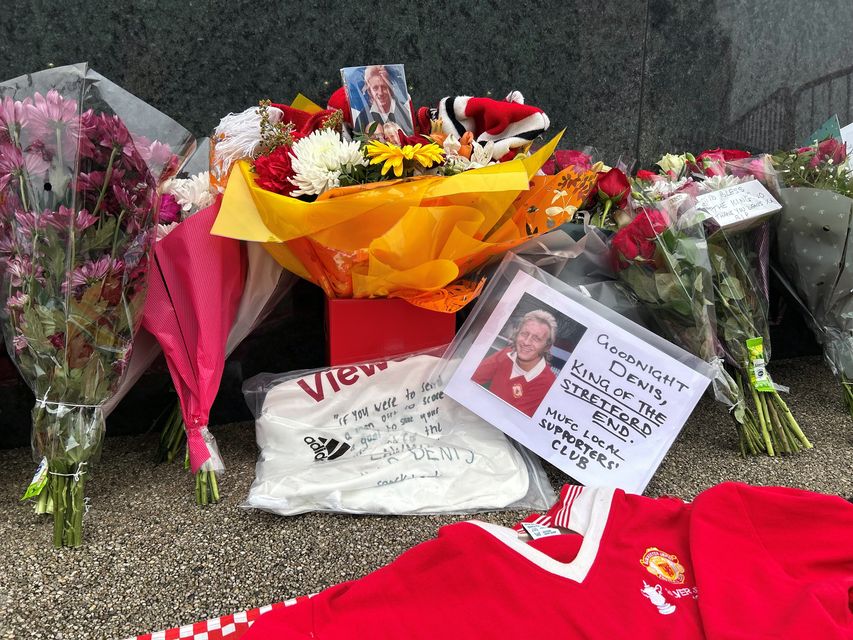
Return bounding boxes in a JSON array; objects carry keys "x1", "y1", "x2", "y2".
[
  {"x1": 0, "y1": 64, "x2": 194, "y2": 546},
  {"x1": 111, "y1": 146, "x2": 293, "y2": 504},
  {"x1": 210, "y1": 92, "x2": 591, "y2": 312},
  {"x1": 609, "y1": 199, "x2": 772, "y2": 453},
  {"x1": 101, "y1": 145, "x2": 216, "y2": 425},
  {"x1": 772, "y1": 137, "x2": 853, "y2": 417},
  {"x1": 625, "y1": 150, "x2": 811, "y2": 455}
]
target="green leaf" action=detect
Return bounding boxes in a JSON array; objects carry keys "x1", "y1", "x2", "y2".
[
  {"x1": 720, "y1": 275, "x2": 745, "y2": 301},
  {"x1": 619, "y1": 267, "x2": 661, "y2": 304},
  {"x1": 654, "y1": 272, "x2": 683, "y2": 301},
  {"x1": 22, "y1": 307, "x2": 47, "y2": 342},
  {"x1": 80, "y1": 218, "x2": 117, "y2": 255},
  {"x1": 674, "y1": 237, "x2": 700, "y2": 267}
]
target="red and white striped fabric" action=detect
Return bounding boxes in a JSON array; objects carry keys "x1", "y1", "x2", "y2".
[
  {"x1": 127, "y1": 597, "x2": 309, "y2": 640},
  {"x1": 437, "y1": 91, "x2": 550, "y2": 161},
  {"x1": 513, "y1": 484, "x2": 584, "y2": 532}
]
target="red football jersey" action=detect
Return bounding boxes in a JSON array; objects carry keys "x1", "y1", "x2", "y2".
[
  {"x1": 244, "y1": 483, "x2": 853, "y2": 639},
  {"x1": 471, "y1": 347, "x2": 557, "y2": 417}
]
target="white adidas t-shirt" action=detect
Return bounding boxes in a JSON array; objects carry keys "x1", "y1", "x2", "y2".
[{"x1": 245, "y1": 355, "x2": 534, "y2": 515}]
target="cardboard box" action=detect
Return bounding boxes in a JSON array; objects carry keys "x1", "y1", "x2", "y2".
[{"x1": 325, "y1": 298, "x2": 456, "y2": 365}]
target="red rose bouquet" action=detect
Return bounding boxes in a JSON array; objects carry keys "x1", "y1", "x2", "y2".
[
  {"x1": 628, "y1": 151, "x2": 810, "y2": 455},
  {"x1": 611, "y1": 198, "x2": 779, "y2": 455}
]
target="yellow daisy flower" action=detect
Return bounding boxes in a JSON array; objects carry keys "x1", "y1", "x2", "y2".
[{"x1": 365, "y1": 140, "x2": 445, "y2": 178}]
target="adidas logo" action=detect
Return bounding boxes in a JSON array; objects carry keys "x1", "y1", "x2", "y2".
[{"x1": 304, "y1": 436, "x2": 351, "y2": 461}]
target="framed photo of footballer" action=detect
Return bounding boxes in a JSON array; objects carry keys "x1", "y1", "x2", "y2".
[
  {"x1": 440, "y1": 255, "x2": 713, "y2": 493},
  {"x1": 472, "y1": 293, "x2": 587, "y2": 419},
  {"x1": 340, "y1": 64, "x2": 414, "y2": 140}
]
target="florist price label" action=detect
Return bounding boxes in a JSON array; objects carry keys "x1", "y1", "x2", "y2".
[
  {"x1": 444, "y1": 270, "x2": 711, "y2": 493},
  {"x1": 696, "y1": 180, "x2": 781, "y2": 229}
]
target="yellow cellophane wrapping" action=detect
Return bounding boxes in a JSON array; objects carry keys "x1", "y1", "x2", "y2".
[{"x1": 211, "y1": 131, "x2": 595, "y2": 311}]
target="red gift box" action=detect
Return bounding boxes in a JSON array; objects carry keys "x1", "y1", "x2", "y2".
[{"x1": 325, "y1": 298, "x2": 456, "y2": 365}]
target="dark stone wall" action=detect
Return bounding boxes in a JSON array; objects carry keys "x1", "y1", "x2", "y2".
[{"x1": 2, "y1": 0, "x2": 848, "y2": 447}]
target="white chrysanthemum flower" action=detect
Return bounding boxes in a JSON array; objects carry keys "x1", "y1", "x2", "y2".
[
  {"x1": 156, "y1": 222, "x2": 179, "y2": 240},
  {"x1": 702, "y1": 174, "x2": 747, "y2": 192},
  {"x1": 162, "y1": 171, "x2": 216, "y2": 214},
  {"x1": 289, "y1": 129, "x2": 367, "y2": 196},
  {"x1": 647, "y1": 176, "x2": 688, "y2": 199}
]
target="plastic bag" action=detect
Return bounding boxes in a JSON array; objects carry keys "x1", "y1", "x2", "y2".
[
  {"x1": 0, "y1": 63, "x2": 194, "y2": 546},
  {"x1": 242, "y1": 349, "x2": 554, "y2": 515}
]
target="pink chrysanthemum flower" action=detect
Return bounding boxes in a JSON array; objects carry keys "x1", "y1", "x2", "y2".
[
  {"x1": 140, "y1": 140, "x2": 177, "y2": 175},
  {"x1": 0, "y1": 234, "x2": 17, "y2": 265},
  {"x1": 12, "y1": 334, "x2": 28, "y2": 353},
  {"x1": 6, "y1": 255, "x2": 45, "y2": 287},
  {"x1": 0, "y1": 97, "x2": 31, "y2": 144},
  {"x1": 75, "y1": 170, "x2": 108, "y2": 193},
  {"x1": 0, "y1": 142, "x2": 50, "y2": 191},
  {"x1": 95, "y1": 113, "x2": 134, "y2": 156},
  {"x1": 66, "y1": 256, "x2": 124, "y2": 289},
  {"x1": 13, "y1": 210, "x2": 48, "y2": 238},
  {"x1": 158, "y1": 193, "x2": 182, "y2": 225},
  {"x1": 23, "y1": 89, "x2": 80, "y2": 152},
  {"x1": 6, "y1": 291, "x2": 28, "y2": 308},
  {"x1": 45, "y1": 205, "x2": 98, "y2": 232}
]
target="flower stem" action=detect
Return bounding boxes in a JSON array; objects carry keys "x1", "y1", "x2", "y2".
[
  {"x1": 34, "y1": 484, "x2": 52, "y2": 515},
  {"x1": 156, "y1": 401, "x2": 185, "y2": 464},
  {"x1": 842, "y1": 378, "x2": 853, "y2": 418},
  {"x1": 765, "y1": 398, "x2": 789, "y2": 454},
  {"x1": 110, "y1": 210, "x2": 125, "y2": 257},
  {"x1": 195, "y1": 469, "x2": 220, "y2": 506},
  {"x1": 92, "y1": 147, "x2": 119, "y2": 220},
  {"x1": 771, "y1": 392, "x2": 812, "y2": 450},
  {"x1": 744, "y1": 364, "x2": 774, "y2": 456}
]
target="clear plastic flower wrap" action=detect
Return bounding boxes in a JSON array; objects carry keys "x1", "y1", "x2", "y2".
[
  {"x1": 613, "y1": 192, "x2": 809, "y2": 455},
  {"x1": 775, "y1": 186, "x2": 853, "y2": 416},
  {"x1": 0, "y1": 64, "x2": 194, "y2": 546},
  {"x1": 242, "y1": 347, "x2": 554, "y2": 515},
  {"x1": 604, "y1": 197, "x2": 769, "y2": 452}
]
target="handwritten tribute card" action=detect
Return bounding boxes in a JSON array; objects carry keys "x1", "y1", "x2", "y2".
[
  {"x1": 444, "y1": 270, "x2": 711, "y2": 493},
  {"x1": 696, "y1": 180, "x2": 781, "y2": 231}
]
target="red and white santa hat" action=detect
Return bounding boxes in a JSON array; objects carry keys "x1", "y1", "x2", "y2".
[{"x1": 437, "y1": 91, "x2": 550, "y2": 161}]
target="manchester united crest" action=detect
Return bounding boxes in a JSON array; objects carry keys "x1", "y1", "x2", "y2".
[
  {"x1": 640, "y1": 547, "x2": 686, "y2": 584},
  {"x1": 512, "y1": 383, "x2": 523, "y2": 398}
]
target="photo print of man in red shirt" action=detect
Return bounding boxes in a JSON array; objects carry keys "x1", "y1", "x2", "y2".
[{"x1": 472, "y1": 308, "x2": 568, "y2": 417}]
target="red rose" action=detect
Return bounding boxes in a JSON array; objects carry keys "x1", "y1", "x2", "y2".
[
  {"x1": 635, "y1": 169, "x2": 658, "y2": 181},
  {"x1": 695, "y1": 148, "x2": 751, "y2": 177},
  {"x1": 721, "y1": 149, "x2": 750, "y2": 161},
  {"x1": 810, "y1": 138, "x2": 847, "y2": 168},
  {"x1": 635, "y1": 207, "x2": 670, "y2": 236},
  {"x1": 597, "y1": 168, "x2": 630, "y2": 207},
  {"x1": 612, "y1": 230, "x2": 653, "y2": 266},
  {"x1": 254, "y1": 146, "x2": 296, "y2": 196},
  {"x1": 611, "y1": 207, "x2": 670, "y2": 270},
  {"x1": 695, "y1": 149, "x2": 725, "y2": 176}
]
